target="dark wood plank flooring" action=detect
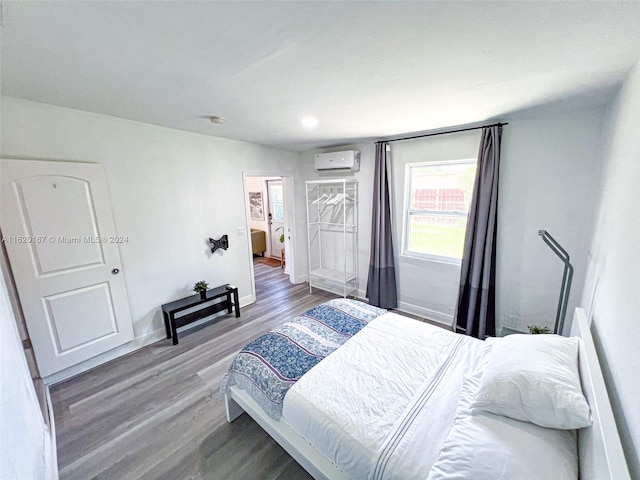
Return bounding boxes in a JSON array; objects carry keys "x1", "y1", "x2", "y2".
[{"x1": 50, "y1": 261, "x2": 336, "y2": 479}]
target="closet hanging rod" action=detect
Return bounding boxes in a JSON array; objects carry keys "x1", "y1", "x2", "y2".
[{"x1": 375, "y1": 122, "x2": 508, "y2": 144}]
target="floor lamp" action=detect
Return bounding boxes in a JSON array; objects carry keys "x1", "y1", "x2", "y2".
[{"x1": 538, "y1": 230, "x2": 574, "y2": 335}]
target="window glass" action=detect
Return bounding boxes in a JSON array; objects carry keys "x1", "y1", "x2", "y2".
[
  {"x1": 273, "y1": 201, "x2": 284, "y2": 221},
  {"x1": 404, "y1": 160, "x2": 476, "y2": 261},
  {"x1": 271, "y1": 185, "x2": 284, "y2": 221}
]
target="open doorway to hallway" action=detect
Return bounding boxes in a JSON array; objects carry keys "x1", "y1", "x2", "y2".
[{"x1": 244, "y1": 175, "x2": 295, "y2": 299}]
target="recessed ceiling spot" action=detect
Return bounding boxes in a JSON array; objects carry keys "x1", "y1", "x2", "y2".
[
  {"x1": 302, "y1": 116, "x2": 319, "y2": 129},
  {"x1": 210, "y1": 116, "x2": 225, "y2": 124}
]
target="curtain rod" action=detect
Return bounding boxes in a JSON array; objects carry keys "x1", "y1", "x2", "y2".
[{"x1": 375, "y1": 122, "x2": 508, "y2": 144}]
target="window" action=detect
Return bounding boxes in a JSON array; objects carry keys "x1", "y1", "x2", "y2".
[
  {"x1": 403, "y1": 159, "x2": 477, "y2": 261},
  {"x1": 270, "y1": 183, "x2": 285, "y2": 221}
]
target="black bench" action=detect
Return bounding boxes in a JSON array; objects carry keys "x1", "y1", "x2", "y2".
[{"x1": 161, "y1": 284, "x2": 240, "y2": 345}]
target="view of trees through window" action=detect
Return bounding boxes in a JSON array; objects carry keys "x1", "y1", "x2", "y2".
[{"x1": 405, "y1": 160, "x2": 477, "y2": 260}]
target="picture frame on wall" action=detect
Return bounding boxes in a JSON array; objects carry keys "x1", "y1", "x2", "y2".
[{"x1": 249, "y1": 191, "x2": 264, "y2": 220}]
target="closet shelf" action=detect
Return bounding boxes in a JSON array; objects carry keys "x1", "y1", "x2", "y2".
[
  {"x1": 309, "y1": 268, "x2": 357, "y2": 283},
  {"x1": 306, "y1": 179, "x2": 358, "y2": 298},
  {"x1": 308, "y1": 222, "x2": 356, "y2": 228},
  {"x1": 310, "y1": 200, "x2": 357, "y2": 206}
]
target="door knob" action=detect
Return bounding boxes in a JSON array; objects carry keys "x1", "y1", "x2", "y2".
[{"x1": 112, "y1": 268, "x2": 120, "y2": 275}]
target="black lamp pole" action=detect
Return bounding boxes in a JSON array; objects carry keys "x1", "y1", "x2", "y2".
[{"x1": 538, "y1": 230, "x2": 574, "y2": 335}]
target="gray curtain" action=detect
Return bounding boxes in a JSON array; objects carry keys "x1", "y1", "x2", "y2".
[
  {"x1": 366, "y1": 142, "x2": 398, "y2": 308},
  {"x1": 455, "y1": 125, "x2": 503, "y2": 339}
]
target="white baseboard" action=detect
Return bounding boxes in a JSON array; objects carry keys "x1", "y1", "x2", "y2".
[
  {"x1": 396, "y1": 301, "x2": 453, "y2": 327},
  {"x1": 355, "y1": 289, "x2": 452, "y2": 327},
  {"x1": 43, "y1": 327, "x2": 167, "y2": 385},
  {"x1": 295, "y1": 274, "x2": 309, "y2": 285},
  {"x1": 44, "y1": 386, "x2": 58, "y2": 480},
  {"x1": 239, "y1": 294, "x2": 254, "y2": 307}
]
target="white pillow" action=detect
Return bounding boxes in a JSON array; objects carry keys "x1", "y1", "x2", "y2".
[
  {"x1": 427, "y1": 368, "x2": 578, "y2": 480},
  {"x1": 471, "y1": 334, "x2": 591, "y2": 429}
]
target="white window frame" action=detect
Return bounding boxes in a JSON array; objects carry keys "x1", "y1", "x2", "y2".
[{"x1": 402, "y1": 158, "x2": 476, "y2": 263}]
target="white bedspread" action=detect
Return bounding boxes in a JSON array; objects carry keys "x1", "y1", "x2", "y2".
[{"x1": 282, "y1": 312, "x2": 483, "y2": 480}]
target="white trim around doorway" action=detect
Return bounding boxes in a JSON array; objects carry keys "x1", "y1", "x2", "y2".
[{"x1": 242, "y1": 172, "x2": 298, "y2": 305}]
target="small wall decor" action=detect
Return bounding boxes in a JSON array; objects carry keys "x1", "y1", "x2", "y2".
[
  {"x1": 209, "y1": 234, "x2": 229, "y2": 253},
  {"x1": 249, "y1": 191, "x2": 264, "y2": 220}
]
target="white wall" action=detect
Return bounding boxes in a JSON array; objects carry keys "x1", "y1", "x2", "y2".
[
  {"x1": 497, "y1": 105, "x2": 606, "y2": 334},
  {"x1": 580, "y1": 62, "x2": 640, "y2": 478},
  {"x1": 0, "y1": 97, "x2": 302, "y2": 375},
  {"x1": 300, "y1": 107, "x2": 605, "y2": 331},
  {"x1": 390, "y1": 131, "x2": 481, "y2": 323},
  {"x1": 0, "y1": 261, "x2": 56, "y2": 479},
  {"x1": 301, "y1": 140, "x2": 471, "y2": 323}
]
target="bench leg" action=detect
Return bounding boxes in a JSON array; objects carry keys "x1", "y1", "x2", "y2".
[
  {"x1": 226, "y1": 292, "x2": 233, "y2": 314},
  {"x1": 163, "y1": 311, "x2": 171, "y2": 339},
  {"x1": 170, "y1": 314, "x2": 179, "y2": 345},
  {"x1": 233, "y1": 288, "x2": 240, "y2": 317}
]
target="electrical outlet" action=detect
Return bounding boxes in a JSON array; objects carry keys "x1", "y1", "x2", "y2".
[
  {"x1": 237, "y1": 227, "x2": 246, "y2": 236},
  {"x1": 505, "y1": 315, "x2": 518, "y2": 328}
]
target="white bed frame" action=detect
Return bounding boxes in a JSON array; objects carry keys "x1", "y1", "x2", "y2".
[
  {"x1": 225, "y1": 307, "x2": 630, "y2": 480},
  {"x1": 570, "y1": 308, "x2": 630, "y2": 480}
]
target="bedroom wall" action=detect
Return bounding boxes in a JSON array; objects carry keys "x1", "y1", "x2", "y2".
[
  {"x1": 0, "y1": 261, "x2": 56, "y2": 479},
  {"x1": 0, "y1": 97, "x2": 302, "y2": 379},
  {"x1": 300, "y1": 105, "x2": 605, "y2": 331},
  {"x1": 496, "y1": 104, "x2": 606, "y2": 334},
  {"x1": 389, "y1": 131, "x2": 481, "y2": 324},
  {"x1": 300, "y1": 137, "x2": 479, "y2": 324},
  {"x1": 580, "y1": 62, "x2": 640, "y2": 478}
]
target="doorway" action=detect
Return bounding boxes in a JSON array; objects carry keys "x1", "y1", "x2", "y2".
[{"x1": 243, "y1": 175, "x2": 296, "y2": 301}]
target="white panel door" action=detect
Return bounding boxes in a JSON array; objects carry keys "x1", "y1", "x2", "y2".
[
  {"x1": 1, "y1": 159, "x2": 134, "y2": 377},
  {"x1": 267, "y1": 180, "x2": 284, "y2": 260}
]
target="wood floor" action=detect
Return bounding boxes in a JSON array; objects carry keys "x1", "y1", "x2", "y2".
[{"x1": 50, "y1": 261, "x2": 336, "y2": 479}]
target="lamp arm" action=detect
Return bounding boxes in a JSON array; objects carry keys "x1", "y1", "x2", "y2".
[
  {"x1": 538, "y1": 229, "x2": 574, "y2": 335},
  {"x1": 538, "y1": 229, "x2": 571, "y2": 263},
  {"x1": 557, "y1": 263, "x2": 574, "y2": 335}
]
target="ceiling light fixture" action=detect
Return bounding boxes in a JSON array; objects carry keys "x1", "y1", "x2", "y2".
[
  {"x1": 210, "y1": 115, "x2": 225, "y2": 124},
  {"x1": 301, "y1": 115, "x2": 319, "y2": 129}
]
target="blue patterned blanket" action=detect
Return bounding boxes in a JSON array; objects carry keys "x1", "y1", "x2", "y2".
[{"x1": 220, "y1": 299, "x2": 387, "y2": 419}]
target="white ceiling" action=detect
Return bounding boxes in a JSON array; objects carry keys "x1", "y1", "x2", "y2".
[{"x1": 2, "y1": 1, "x2": 640, "y2": 152}]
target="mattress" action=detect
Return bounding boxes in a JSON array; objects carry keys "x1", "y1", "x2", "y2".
[
  {"x1": 282, "y1": 312, "x2": 483, "y2": 480},
  {"x1": 220, "y1": 299, "x2": 387, "y2": 419}
]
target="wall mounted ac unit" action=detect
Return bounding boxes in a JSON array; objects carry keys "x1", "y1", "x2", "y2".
[{"x1": 314, "y1": 150, "x2": 360, "y2": 173}]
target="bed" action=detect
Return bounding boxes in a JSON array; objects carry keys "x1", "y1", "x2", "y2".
[{"x1": 221, "y1": 299, "x2": 630, "y2": 480}]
